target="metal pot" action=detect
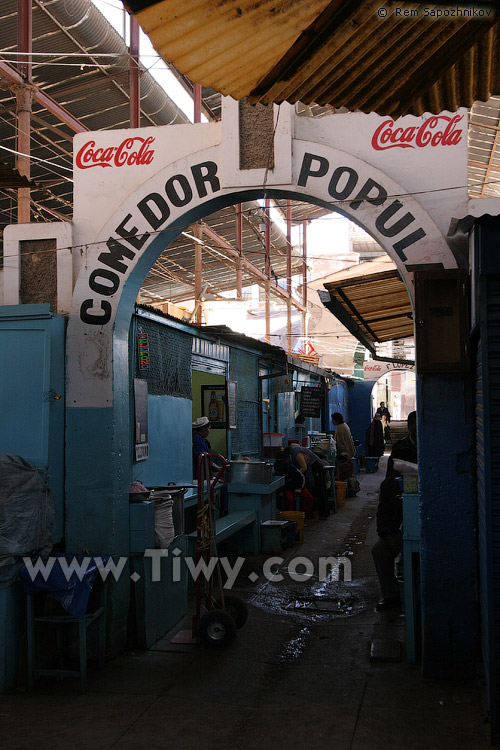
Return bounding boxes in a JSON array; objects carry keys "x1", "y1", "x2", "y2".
[{"x1": 226, "y1": 460, "x2": 273, "y2": 484}]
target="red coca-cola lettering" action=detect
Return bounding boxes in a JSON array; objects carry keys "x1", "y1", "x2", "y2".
[
  {"x1": 371, "y1": 115, "x2": 463, "y2": 151},
  {"x1": 76, "y1": 136, "x2": 155, "y2": 169},
  {"x1": 364, "y1": 365, "x2": 382, "y2": 371}
]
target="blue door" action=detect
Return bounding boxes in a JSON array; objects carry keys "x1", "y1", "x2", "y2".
[{"x1": 0, "y1": 304, "x2": 65, "y2": 541}]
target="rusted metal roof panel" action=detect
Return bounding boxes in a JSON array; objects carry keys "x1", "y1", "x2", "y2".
[
  {"x1": 125, "y1": 0, "x2": 332, "y2": 100},
  {"x1": 0, "y1": 161, "x2": 35, "y2": 188},
  {"x1": 124, "y1": 0, "x2": 499, "y2": 118},
  {"x1": 0, "y1": 0, "x2": 189, "y2": 233},
  {"x1": 321, "y1": 257, "x2": 413, "y2": 346}
]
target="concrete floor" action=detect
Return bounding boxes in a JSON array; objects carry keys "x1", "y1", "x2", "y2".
[{"x1": 0, "y1": 459, "x2": 492, "y2": 749}]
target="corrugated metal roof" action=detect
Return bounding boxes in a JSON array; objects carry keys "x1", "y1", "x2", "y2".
[
  {"x1": 0, "y1": 0, "x2": 311, "y2": 313},
  {"x1": 320, "y1": 256, "x2": 413, "y2": 350},
  {"x1": 468, "y1": 95, "x2": 500, "y2": 198},
  {"x1": 140, "y1": 200, "x2": 304, "y2": 305},
  {"x1": 0, "y1": 160, "x2": 35, "y2": 188},
  {"x1": 124, "y1": 0, "x2": 499, "y2": 117},
  {"x1": 0, "y1": 0, "x2": 188, "y2": 233},
  {"x1": 2, "y1": 0, "x2": 499, "y2": 321}
]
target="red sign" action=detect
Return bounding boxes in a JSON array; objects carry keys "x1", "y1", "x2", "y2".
[
  {"x1": 297, "y1": 340, "x2": 319, "y2": 357},
  {"x1": 76, "y1": 136, "x2": 155, "y2": 169},
  {"x1": 371, "y1": 114, "x2": 463, "y2": 151}
]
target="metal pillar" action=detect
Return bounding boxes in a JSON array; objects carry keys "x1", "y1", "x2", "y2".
[
  {"x1": 194, "y1": 83, "x2": 202, "y2": 124},
  {"x1": 235, "y1": 204, "x2": 243, "y2": 299},
  {"x1": 16, "y1": 0, "x2": 32, "y2": 224},
  {"x1": 286, "y1": 200, "x2": 292, "y2": 353},
  {"x1": 129, "y1": 15, "x2": 140, "y2": 128},
  {"x1": 194, "y1": 223, "x2": 203, "y2": 325},
  {"x1": 302, "y1": 219, "x2": 308, "y2": 342},
  {"x1": 265, "y1": 200, "x2": 271, "y2": 344}
]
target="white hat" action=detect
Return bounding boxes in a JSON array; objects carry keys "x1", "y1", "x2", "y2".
[{"x1": 192, "y1": 416, "x2": 210, "y2": 429}]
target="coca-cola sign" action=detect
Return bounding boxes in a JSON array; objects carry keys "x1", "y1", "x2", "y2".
[
  {"x1": 371, "y1": 115, "x2": 463, "y2": 151},
  {"x1": 76, "y1": 136, "x2": 155, "y2": 169}
]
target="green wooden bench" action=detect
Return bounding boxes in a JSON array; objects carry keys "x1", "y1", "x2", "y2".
[{"x1": 187, "y1": 510, "x2": 258, "y2": 554}]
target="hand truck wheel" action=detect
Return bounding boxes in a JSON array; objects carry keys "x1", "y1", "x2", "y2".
[
  {"x1": 214, "y1": 594, "x2": 248, "y2": 629},
  {"x1": 198, "y1": 609, "x2": 237, "y2": 650}
]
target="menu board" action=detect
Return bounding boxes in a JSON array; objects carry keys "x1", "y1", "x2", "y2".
[{"x1": 300, "y1": 385, "x2": 323, "y2": 418}]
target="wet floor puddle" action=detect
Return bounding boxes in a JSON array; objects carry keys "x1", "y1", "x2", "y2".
[
  {"x1": 252, "y1": 577, "x2": 371, "y2": 621},
  {"x1": 279, "y1": 627, "x2": 311, "y2": 663}
]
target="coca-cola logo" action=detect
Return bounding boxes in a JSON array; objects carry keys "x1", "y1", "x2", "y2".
[
  {"x1": 364, "y1": 365, "x2": 382, "y2": 371},
  {"x1": 76, "y1": 136, "x2": 155, "y2": 169},
  {"x1": 371, "y1": 115, "x2": 463, "y2": 151}
]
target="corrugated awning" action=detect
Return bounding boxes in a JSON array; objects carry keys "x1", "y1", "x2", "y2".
[
  {"x1": 319, "y1": 257, "x2": 413, "y2": 353},
  {"x1": 0, "y1": 161, "x2": 35, "y2": 189},
  {"x1": 123, "y1": 0, "x2": 500, "y2": 117}
]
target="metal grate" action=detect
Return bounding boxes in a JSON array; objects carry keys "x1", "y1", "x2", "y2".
[
  {"x1": 230, "y1": 348, "x2": 260, "y2": 456},
  {"x1": 134, "y1": 317, "x2": 192, "y2": 398}
]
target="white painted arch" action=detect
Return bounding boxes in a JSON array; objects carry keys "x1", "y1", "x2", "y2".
[
  {"x1": 63, "y1": 108, "x2": 464, "y2": 552},
  {"x1": 67, "y1": 139, "x2": 459, "y2": 408}
]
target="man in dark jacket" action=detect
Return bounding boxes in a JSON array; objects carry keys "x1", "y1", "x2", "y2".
[
  {"x1": 372, "y1": 411, "x2": 417, "y2": 610},
  {"x1": 385, "y1": 410, "x2": 417, "y2": 477},
  {"x1": 376, "y1": 401, "x2": 392, "y2": 442},
  {"x1": 376, "y1": 401, "x2": 391, "y2": 422},
  {"x1": 365, "y1": 413, "x2": 385, "y2": 458}
]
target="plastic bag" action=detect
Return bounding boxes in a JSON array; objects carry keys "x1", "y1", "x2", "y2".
[
  {"x1": 0, "y1": 454, "x2": 55, "y2": 588},
  {"x1": 346, "y1": 475, "x2": 360, "y2": 497}
]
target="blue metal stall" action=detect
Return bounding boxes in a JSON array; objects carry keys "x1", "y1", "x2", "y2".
[{"x1": 0, "y1": 304, "x2": 65, "y2": 691}]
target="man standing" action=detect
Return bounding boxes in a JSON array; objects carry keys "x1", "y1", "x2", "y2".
[
  {"x1": 376, "y1": 401, "x2": 391, "y2": 442},
  {"x1": 331, "y1": 412, "x2": 356, "y2": 459},
  {"x1": 192, "y1": 416, "x2": 212, "y2": 479},
  {"x1": 365, "y1": 413, "x2": 385, "y2": 458},
  {"x1": 371, "y1": 411, "x2": 417, "y2": 610},
  {"x1": 376, "y1": 401, "x2": 391, "y2": 422}
]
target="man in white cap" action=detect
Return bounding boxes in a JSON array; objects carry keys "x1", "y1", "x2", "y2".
[{"x1": 192, "y1": 416, "x2": 212, "y2": 478}]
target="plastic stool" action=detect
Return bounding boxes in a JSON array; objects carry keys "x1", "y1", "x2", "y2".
[
  {"x1": 279, "y1": 511, "x2": 305, "y2": 543},
  {"x1": 365, "y1": 456, "x2": 379, "y2": 473}
]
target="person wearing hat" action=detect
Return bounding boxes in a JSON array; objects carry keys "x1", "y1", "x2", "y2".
[{"x1": 192, "y1": 416, "x2": 212, "y2": 479}]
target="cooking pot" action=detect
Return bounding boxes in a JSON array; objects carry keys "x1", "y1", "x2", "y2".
[{"x1": 225, "y1": 460, "x2": 273, "y2": 484}]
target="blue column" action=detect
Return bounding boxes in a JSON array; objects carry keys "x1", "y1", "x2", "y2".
[{"x1": 418, "y1": 372, "x2": 477, "y2": 677}]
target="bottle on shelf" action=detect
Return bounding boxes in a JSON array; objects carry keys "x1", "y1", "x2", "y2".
[{"x1": 209, "y1": 391, "x2": 218, "y2": 422}]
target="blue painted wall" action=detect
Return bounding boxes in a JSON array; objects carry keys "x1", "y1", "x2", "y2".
[
  {"x1": 325, "y1": 378, "x2": 351, "y2": 432},
  {"x1": 0, "y1": 305, "x2": 65, "y2": 541},
  {"x1": 417, "y1": 373, "x2": 477, "y2": 678},
  {"x1": 346, "y1": 380, "x2": 373, "y2": 445},
  {"x1": 132, "y1": 396, "x2": 193, "y2": 486}
]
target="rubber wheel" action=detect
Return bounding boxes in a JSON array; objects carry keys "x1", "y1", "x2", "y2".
[
  {"x1": 199, "y1": 609, "x2": 237, "y2": 650},
  {"x1": 214, "y1": 594, "x2": 248, "y2": 629}
]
